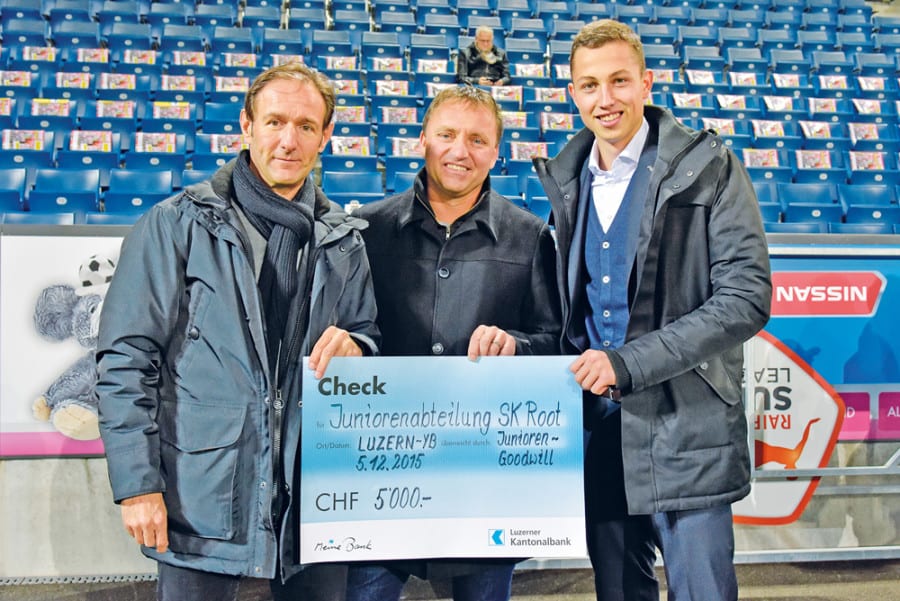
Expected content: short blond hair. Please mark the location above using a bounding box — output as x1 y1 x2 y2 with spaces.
570 19 646 72
422 86 504 146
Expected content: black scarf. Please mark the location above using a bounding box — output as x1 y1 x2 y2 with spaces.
232 151 315 380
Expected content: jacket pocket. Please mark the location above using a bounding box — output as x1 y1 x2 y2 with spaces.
159 400 246 540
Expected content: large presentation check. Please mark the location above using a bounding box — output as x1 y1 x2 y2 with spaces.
299 355 586 564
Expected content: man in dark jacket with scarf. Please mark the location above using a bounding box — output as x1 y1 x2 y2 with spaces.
97 63 379 601
533 21 771 601
345 86 560 601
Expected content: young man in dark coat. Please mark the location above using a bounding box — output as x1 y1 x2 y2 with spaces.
533 20 772 601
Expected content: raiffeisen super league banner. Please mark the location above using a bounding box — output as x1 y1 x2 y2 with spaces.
734 248 900 525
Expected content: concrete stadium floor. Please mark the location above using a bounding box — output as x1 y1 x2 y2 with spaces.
1 561 898 601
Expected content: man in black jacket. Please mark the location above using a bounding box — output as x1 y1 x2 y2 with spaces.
345 85 560 601
456 26 511 87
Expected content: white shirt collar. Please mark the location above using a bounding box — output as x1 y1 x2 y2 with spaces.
588 118 650 181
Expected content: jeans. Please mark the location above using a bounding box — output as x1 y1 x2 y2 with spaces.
346 563 514 601
651 505 738 601
157 562 347 601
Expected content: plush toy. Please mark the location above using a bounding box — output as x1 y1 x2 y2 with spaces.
31 255 116 441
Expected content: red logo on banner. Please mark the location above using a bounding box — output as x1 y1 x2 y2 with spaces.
734 332 844 525
771 271 886 316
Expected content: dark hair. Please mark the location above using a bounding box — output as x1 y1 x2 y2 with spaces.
243 62 336 126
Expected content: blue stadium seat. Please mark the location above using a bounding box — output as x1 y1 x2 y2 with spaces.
0 0 43 20
0 149 55 170
0 167 27 212
321 170 384 206
17 101 80 141
241 5 283 30
39 72 96 103
753 181 778 205
331 0 367 10
690 7 729 27
778 182 838 207
96 0 142 36
757 28 797 56
682 46 725 73
843 205 900 226
320 154 379 173
260 28 306 60
409 34 451 64
158 25 207 54
209 26 255 55
653 5 692 26
637 24 678 47
104 22 155 52
873 13 900 35
145 2 192 39
489 174 522 200
717 27 755 53
384 155 426 178
764 221 828 234
575 3 610 23
332 9 370 50
497 0 533 31
27 167 101 216
837 183 897 208
846 150 900 185
311 30 354 57
360 31 404 62
504 37 546 65
828 222 894 235
756 202 782 223
643 44 681 72
201 102 241 134
1 211 77 225
811 51 854 75
611 3 653 26
288 0 326 9
456 0 491 29
725 48 766 75
417 0 455 22
194 4 237 38
801 11 838 33
423 14 462 47
104 168 174 213
84 212 141 225
1 19 49 48
727 8 766 30
50 21 101 48
385 170 417 193
836 13 872 34
791 150 848 184
782 202 844 225
378 13 418 48
180 168 216 188
508 17 546 41
371 0 410 22
853 53 895 77
798 30 839 56
874 33 900 54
